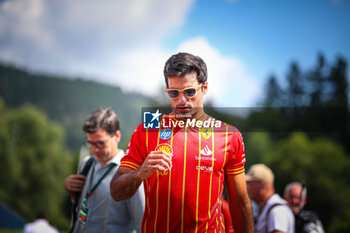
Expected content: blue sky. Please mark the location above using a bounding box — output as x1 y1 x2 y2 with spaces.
165 0 350 82
0 0 349 107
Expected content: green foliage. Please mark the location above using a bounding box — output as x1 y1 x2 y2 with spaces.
244 132 272 168
261 54 348 109
258 132 350 232
286 62 305 107
256 54 349 152
328 208 350 233
0 99 11 202
262 75 284 107
0 231 21 233
0 102 72 230
0 63 151 150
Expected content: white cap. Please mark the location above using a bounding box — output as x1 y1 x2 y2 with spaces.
246 164 274 184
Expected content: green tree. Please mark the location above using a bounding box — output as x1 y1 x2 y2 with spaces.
256 54 349 152
286 62 305 107
308 53 327 106
0 102 73 229
0 99 12 202
0 63 150 150
263 132 350 232
262 75 284 107
244 132 273 168
328 57 348 108
327 57 349 151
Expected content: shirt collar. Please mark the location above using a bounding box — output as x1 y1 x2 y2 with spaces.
109 149 125 165
93 149 125 169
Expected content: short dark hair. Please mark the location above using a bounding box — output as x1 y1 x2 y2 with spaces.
82 108 120 136
163 52 207 87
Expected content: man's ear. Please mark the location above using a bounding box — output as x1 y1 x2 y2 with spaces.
202 81 208 95
302 197 307 206
114 130 121 143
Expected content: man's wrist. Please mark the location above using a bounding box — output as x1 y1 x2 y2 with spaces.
134 167 148 181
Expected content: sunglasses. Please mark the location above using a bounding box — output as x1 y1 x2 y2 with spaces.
84 139 108 149
165 85 203 99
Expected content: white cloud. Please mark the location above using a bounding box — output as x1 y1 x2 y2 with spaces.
0 0 194 73
176 37 260 107
102 45 170 95
0 0 260 107
82 37 260 107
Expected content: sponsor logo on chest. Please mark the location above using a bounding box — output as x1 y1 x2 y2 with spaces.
195 145 216 161
196 165 213 172
159 129 173 140
155 143 173 175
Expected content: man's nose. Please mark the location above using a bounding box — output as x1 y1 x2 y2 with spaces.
91 145 100 153
178 92 187 104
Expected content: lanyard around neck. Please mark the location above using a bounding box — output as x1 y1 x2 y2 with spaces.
85 163 116 200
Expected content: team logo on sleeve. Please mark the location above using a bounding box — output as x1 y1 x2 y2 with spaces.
143 109 162 129
155 143 173 175
159 129 173 140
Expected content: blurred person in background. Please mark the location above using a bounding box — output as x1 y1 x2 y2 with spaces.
23 211 59 233
246 164 294 233
284 182 324 233
64 108 144 233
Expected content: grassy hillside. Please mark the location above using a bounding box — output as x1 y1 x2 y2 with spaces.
0 63 151 149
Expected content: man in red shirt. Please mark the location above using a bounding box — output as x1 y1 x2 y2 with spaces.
110 52 253 233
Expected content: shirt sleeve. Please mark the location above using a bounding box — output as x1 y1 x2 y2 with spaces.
120 123 148 170
224 128 246 175
268 205 295 233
